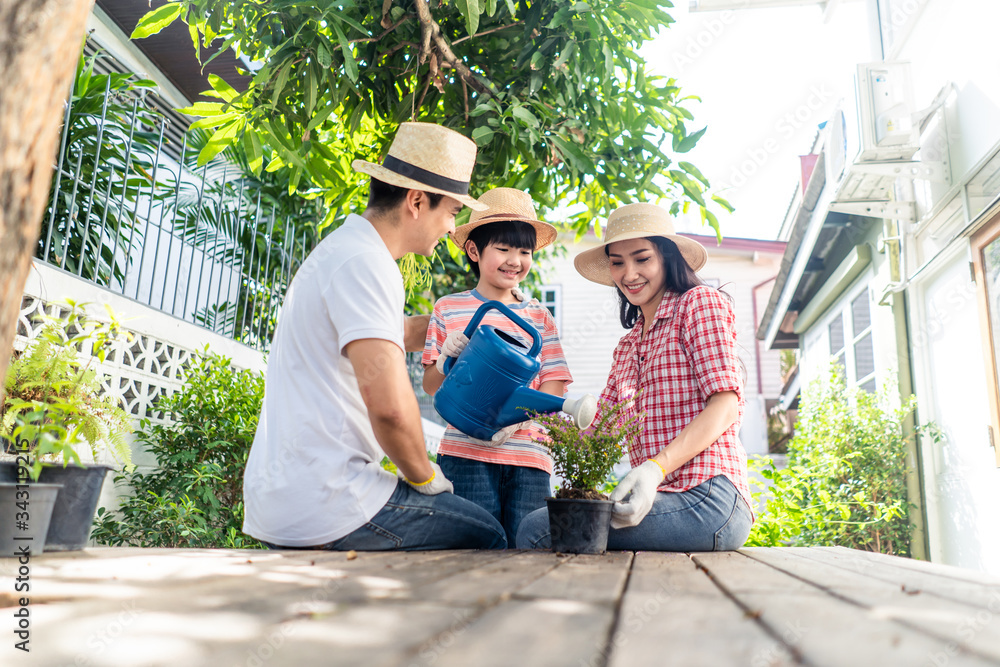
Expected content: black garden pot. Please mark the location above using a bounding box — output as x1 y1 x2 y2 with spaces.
0 462 111 551
546 497 614 554
0 482 62 556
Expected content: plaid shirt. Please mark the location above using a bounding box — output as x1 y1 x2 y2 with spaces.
599 286 752 514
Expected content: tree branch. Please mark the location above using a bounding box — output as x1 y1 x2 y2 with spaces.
451 21 523 45
351 14 412 44
414 0 494 98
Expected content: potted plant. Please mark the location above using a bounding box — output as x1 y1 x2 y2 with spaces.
533 401 641 554
1 300 133 552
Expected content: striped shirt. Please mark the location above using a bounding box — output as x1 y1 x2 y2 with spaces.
423 289 573 473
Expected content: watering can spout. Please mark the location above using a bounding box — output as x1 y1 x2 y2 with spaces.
499 388 598 430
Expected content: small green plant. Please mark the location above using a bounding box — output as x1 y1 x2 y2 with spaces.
92 350 264 549
2 300 133 480
746 363 941 556
533 401 641 500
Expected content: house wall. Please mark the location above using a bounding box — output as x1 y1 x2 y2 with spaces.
907 246 1000 573
545 235 784 457
879 0 1000 572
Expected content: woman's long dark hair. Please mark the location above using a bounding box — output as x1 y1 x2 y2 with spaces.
606 237 703 329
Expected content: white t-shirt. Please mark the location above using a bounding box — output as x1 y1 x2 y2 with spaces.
243 214 402 546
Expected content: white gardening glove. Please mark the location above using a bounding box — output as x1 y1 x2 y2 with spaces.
608 460 665 529
468 421 528 447
400 461 454 496
490 421 529 446
435 331 469 373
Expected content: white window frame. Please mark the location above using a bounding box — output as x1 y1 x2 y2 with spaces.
537 284 562 332
805 276 877 393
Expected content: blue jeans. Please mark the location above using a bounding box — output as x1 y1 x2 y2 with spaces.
438 454 551 546
515 475 753 552
263 480 507 551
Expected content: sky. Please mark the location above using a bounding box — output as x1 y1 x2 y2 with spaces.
640 1 873 241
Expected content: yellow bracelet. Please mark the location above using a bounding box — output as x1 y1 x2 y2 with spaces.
647 458 667 478
409 470 436 486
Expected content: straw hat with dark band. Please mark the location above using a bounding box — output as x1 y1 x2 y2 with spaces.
352 122 487 211
574 203 708 286
450 187 558 251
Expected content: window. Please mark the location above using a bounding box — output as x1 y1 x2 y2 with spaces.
538 284 562 331
822 287 876 393
970 213 1000 466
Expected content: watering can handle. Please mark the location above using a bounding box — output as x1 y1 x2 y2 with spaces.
442 300 543 375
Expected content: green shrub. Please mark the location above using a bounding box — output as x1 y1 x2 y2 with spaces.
747 364 939 556
533 400 641 499
2 300 133 479
92 350 265 549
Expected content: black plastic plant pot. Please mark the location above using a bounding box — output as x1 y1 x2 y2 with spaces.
546 497 614 554
0 482 62 556
0 462 111 551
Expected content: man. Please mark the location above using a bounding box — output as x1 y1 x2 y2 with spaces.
243 122 507 550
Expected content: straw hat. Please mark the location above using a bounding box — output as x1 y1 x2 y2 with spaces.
450 188 558 251
573 203 708 286
352 122 487 211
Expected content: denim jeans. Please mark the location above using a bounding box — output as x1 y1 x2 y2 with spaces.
438 454 551 546
515 474 753 552
263 479 507 551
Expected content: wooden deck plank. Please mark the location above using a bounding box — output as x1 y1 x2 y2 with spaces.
777 547 1000 607
695 551 1000 667
412 551 567 605
515 551 633 605
408 597 616 667
742 548 1000 663
820 547 1000 586
8 546 1000 666
606 552 798 666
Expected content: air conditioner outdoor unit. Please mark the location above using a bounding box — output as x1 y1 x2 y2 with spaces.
856 62 917 161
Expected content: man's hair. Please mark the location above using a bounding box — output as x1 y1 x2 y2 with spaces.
465 220 537 278
367 177 445 212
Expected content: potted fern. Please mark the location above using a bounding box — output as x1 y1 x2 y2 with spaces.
533 401 641 554
1 301 133 551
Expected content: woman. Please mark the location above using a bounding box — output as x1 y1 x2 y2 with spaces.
516 203 753 551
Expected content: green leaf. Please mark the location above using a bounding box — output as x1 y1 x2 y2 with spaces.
131 3 182 40
457 0 482 37
551 135 593 172
197 119 242 166
317 40 332 69
512 106 539 128
188 112 240 130
175 101 227 117
674 126 707 153
207 74 239 103
472 126 494 146
243 130 263 176
332 23 359 83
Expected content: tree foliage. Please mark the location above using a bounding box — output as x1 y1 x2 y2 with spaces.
134 0 730 255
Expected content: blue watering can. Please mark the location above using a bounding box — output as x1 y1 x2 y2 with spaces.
434 300 597 440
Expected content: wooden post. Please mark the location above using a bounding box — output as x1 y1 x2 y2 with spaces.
0 0 94 402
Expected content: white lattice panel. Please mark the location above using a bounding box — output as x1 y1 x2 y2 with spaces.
14 295 192 425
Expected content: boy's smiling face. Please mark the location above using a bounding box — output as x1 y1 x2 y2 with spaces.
466 240 533 297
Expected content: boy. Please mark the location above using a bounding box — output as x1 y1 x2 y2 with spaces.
422 188 572 544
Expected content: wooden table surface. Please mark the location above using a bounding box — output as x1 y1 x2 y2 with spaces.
3 546 1000 666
